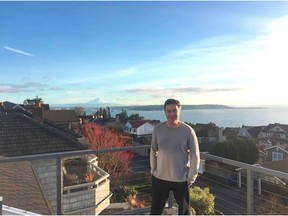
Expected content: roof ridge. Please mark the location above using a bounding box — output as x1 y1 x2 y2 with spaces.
17 112 85 149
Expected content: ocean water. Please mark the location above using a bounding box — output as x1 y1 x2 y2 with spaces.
126 108 288 128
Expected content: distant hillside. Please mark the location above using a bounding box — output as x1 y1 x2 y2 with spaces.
118 104 237 111
51 103 263 112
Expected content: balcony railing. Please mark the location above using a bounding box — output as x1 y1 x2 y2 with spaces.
61 155 111 215
1 145 288 215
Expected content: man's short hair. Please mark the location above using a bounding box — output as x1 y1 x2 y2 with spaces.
163 98 181 110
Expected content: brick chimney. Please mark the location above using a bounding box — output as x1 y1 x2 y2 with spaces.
0 102 5 110
32 102 43 121
35 100 41 108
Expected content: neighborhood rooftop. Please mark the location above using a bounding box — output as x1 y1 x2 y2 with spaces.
1 100 288 215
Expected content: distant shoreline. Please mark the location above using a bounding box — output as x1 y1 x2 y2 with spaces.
51 104 264 111
123 104 264 111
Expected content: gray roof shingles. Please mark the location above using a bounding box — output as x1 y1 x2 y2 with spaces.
42 109 79 123
0 110 86 157
262 159 288 173
0 109 87 214
0 161 53 215
261 123 288 133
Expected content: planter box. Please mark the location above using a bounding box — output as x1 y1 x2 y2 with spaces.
62 156 111 215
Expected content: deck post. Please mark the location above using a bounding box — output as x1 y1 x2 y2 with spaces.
246 169 254 214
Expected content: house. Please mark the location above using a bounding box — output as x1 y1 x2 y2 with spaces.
0 107 111 215
192 123 225 152
0 109 85 157
124 120 159 136
223 127 240 139
42 109 80 131
238 125 265 140
194 123 225 144
16 100 80 131
2 101 26 111
79 114 95 124
258 123 288 146
264 144 288 162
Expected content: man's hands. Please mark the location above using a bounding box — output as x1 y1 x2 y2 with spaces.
187 181 193 187
187 174 197 187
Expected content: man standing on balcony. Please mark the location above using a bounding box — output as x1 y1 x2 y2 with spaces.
150 98 200 215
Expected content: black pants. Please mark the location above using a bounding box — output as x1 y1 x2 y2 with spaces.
150 176 191 215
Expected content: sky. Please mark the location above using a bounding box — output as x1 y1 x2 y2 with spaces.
1 1 288 107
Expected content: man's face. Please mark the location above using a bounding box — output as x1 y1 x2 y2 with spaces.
164 104 181 124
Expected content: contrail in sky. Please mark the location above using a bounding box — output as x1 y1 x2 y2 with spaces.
2 45 35 57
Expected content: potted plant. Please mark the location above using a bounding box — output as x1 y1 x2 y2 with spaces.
84 170 96 183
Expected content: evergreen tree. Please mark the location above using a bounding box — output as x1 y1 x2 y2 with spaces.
128 113 144 120
74 106 85 116
211 137 259 164
116 109 128 121
106 107 111 118
103 108 108 119
94 107 111 119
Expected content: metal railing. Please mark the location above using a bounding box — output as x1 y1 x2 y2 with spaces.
1 145 288 215
201 153 288 214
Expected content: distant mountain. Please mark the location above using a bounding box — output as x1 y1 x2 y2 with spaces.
51 98 120 108
84 98 119 107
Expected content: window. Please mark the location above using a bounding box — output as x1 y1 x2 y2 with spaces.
272 152 283 161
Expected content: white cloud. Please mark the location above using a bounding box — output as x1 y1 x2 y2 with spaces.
0 82 46 93
108 15 288 106
2 46 35 57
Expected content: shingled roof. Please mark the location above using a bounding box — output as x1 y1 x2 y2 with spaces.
262 159 288 173
127 120 159 128
2 101 26 110
42 110 79 124
261 123 288 133
0 161 53 215
247 126 265 138
240 125 265 138
0 110 86 157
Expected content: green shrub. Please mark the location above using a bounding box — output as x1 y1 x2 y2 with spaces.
189 186 215 215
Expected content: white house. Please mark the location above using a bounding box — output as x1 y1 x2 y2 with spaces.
238 125 264 139
124 120 159 136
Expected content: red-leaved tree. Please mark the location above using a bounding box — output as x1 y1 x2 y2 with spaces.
81 123 133 180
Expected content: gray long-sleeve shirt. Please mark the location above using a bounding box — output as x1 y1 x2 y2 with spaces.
150 122 200 183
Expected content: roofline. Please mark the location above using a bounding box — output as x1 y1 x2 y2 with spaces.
264 145 288 154
17 111 86 150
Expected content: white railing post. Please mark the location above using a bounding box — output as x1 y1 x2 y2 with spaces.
246 169 254 215
238 172 242 188
258 178 261 196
